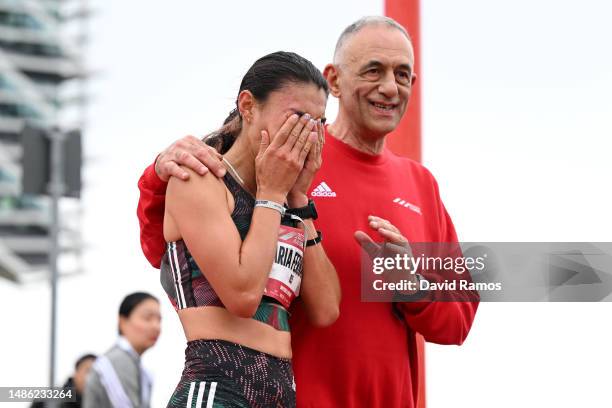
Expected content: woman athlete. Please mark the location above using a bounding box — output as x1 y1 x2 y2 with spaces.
161 51 341 407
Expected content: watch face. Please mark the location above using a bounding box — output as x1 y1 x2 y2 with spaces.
287 200 317 219
309 202 318 219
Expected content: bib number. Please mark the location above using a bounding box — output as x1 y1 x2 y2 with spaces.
263 225 305 308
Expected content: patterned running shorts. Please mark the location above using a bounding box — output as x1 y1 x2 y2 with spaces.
166 339 295 408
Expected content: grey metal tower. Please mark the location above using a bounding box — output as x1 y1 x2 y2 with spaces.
0 0 87 283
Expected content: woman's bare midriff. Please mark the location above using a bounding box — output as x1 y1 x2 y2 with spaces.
177 306 292 359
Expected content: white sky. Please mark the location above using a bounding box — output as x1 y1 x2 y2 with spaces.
1 1 611 407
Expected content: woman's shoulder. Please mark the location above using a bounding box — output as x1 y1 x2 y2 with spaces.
167 167 227 200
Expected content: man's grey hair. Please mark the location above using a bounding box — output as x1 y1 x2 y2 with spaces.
333 16 412 63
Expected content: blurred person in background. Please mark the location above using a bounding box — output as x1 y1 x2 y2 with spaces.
83 292 161 408
30 353 96 408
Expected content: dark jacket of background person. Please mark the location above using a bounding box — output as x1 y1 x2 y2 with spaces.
30 353 96 408
30 377 80 408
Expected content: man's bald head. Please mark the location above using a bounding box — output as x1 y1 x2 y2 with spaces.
333 16 412 65
323 16 416 142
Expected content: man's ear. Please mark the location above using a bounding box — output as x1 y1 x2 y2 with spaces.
323 64 341 98
237 90 255 121
411 73 417 87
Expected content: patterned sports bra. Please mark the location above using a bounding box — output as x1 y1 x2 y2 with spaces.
160 173 292 331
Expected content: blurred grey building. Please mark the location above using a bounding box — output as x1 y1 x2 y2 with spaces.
0 0 87 283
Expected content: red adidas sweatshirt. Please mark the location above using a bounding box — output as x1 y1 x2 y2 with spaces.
136 128 478 407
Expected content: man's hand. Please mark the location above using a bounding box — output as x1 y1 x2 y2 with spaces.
354 215 410 255
355 216 418 294
155 135 226 182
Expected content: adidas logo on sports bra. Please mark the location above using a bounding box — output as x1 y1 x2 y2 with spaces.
311 181 337 197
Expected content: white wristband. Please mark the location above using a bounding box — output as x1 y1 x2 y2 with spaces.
255 200 286 216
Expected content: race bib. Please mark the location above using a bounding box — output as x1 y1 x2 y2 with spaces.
263 224 305 308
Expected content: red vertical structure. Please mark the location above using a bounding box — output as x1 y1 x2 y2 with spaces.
385 0 422 162
384 1 426 407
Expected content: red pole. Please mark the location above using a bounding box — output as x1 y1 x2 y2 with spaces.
384 2 426 408
385 0 422 163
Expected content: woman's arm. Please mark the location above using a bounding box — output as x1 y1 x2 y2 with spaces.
287 122 341 327
297 217 341 327
166 114 317 318
166 169 282 318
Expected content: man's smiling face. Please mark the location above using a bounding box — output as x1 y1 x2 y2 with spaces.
335 25 416 138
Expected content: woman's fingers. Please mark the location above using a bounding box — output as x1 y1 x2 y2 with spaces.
316 121 323 160
284 113 311 151
298 131 318 165
268 114 301 149
290 115 316 154
258 130 270 157
318 119 325 145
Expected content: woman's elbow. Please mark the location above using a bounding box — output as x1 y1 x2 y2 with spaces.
225 292 261 318
309 304 340 328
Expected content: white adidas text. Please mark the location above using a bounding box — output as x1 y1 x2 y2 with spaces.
311 181 337 197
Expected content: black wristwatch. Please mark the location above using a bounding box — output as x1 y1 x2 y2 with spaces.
287 199 318 220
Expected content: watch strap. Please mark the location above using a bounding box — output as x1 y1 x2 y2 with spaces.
287 199 318 220
306 230 322 247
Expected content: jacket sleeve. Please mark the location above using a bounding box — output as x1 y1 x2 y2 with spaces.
137 161 168 268
395 173 479 345
82 369 106 408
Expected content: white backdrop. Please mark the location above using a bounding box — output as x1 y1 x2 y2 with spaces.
1 1 611 407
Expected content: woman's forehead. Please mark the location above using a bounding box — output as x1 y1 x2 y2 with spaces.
267 84 327 117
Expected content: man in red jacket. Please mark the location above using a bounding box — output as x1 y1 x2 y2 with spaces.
137 16 478 408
